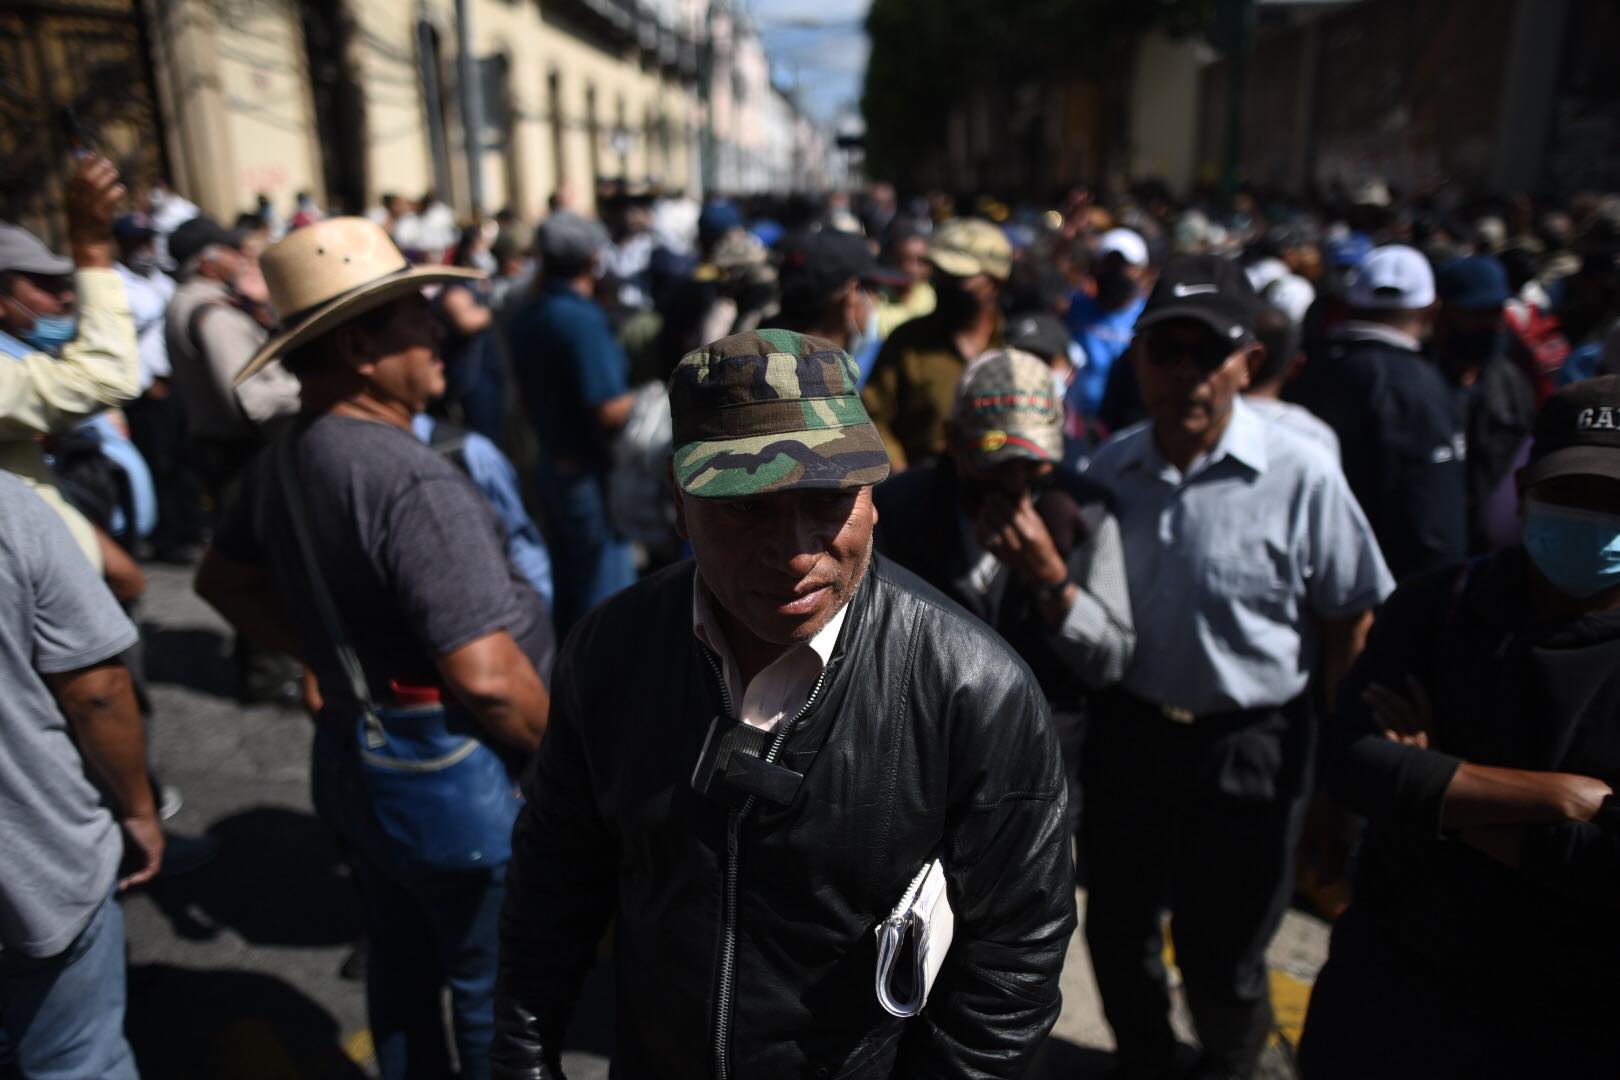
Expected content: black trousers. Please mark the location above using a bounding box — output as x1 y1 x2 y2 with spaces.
1299 903 1620 1079
124 389 204 550
1082 694 1313 1079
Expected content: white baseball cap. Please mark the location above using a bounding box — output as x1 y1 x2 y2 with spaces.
1347 244 1435 310
1096 227 1149 268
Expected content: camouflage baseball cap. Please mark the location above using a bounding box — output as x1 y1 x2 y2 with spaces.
950 348 1064 466
669 329 892 498
929 218 1013 281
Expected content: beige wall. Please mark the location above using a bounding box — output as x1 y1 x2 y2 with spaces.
512 10 698 215
151 0 700 226
216 0 326 214
366 0 699 219
147 0 324 222
348 0 445 213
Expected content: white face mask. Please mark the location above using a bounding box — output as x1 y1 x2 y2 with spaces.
1051 364 1073 404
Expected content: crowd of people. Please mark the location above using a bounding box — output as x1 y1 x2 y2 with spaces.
5 146 1620 1080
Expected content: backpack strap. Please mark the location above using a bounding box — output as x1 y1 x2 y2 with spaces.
274 428 385 748
425 416 472 476
187 300 228 351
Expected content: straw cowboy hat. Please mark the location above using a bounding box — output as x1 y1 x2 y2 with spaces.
233 216 482 385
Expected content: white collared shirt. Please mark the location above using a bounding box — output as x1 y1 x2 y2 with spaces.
692 576 848 733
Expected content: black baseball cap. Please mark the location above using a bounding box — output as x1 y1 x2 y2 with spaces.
778 230 906 310
1522 375 1620 487
169 215 243 268
112 213 157 243
1004 311 1072 362
1136 254 1262 345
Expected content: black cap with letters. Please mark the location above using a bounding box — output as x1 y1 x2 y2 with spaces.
1523 375 1620 487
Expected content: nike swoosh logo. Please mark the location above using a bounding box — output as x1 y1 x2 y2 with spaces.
1172 283 1219 297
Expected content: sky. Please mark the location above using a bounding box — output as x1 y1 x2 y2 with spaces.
749 0 871 125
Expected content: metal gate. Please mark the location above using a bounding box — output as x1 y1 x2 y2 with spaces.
0 0 166 247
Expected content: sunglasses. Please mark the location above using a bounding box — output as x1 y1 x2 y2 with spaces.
1141 332 1238 374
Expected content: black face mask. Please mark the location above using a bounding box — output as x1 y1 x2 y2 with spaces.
1095 266 1137 309
1437 326 1504 368
935 280 979 325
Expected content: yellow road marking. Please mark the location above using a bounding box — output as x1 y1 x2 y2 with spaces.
1164 931 1316 1048
1269 968 1313 1049
212 1020 300 1079
344 1028 375 1067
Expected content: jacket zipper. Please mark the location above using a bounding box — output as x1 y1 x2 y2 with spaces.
704 643 832 1080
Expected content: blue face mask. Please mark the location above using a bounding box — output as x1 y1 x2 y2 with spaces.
1523 498 1620 598
21 313 78 352
847 291 882 374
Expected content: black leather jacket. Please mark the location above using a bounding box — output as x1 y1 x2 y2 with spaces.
492 556 1076 1079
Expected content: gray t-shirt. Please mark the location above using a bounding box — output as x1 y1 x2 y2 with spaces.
0 472 138 957
214 414 555 716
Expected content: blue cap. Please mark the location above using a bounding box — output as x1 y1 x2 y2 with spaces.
749 219 785 249
1327 232 1373 269
1436 256 1510 310
112 213 157 243
698 200 743 246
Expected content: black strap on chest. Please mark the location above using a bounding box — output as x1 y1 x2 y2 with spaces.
425 416 472 476
691 714 806 810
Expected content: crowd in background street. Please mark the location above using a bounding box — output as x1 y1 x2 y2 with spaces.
7 138 1620 1080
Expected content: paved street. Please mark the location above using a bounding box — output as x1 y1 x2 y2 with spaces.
123 562 1328 1079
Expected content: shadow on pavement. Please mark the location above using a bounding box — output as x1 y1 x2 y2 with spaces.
127 963 369 1080
143 806 361 948
142 624 238 700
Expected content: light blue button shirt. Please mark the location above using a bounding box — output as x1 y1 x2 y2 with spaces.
1085 396 1393 714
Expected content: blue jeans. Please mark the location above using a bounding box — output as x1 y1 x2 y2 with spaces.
313 726 505 1080
0 891 138 1079
538 465 636 635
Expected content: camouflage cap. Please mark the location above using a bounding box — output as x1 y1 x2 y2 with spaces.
669 329 892 498
950 348 1064 467
928 218 1014 281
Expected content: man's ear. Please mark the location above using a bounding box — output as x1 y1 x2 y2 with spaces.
1284 351 1307 385
668 457 690 541
1234 343 1259 392
333 323 370 375
1246 341 1267 383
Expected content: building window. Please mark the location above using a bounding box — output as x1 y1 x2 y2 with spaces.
585 84 600 187
615 95 630 179
416 19 453 202
548 68 565 199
